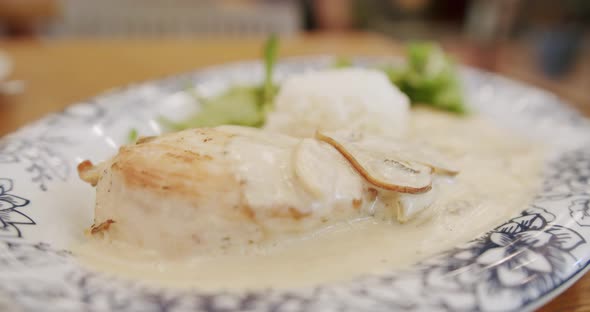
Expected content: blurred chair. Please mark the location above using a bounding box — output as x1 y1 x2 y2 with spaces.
0 0 303 38
43 0 301 37
0 0 58 36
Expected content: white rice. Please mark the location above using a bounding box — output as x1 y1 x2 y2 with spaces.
265 68 410 138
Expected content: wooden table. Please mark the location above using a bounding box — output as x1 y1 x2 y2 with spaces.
0 32 588 311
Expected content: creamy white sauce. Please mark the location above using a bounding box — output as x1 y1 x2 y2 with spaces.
74 109 544 291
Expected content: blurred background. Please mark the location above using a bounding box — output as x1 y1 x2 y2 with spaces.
0 0 588 113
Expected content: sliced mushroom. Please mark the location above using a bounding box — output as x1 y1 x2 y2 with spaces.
318 130 459 176
353 136 460 176
293 138 363 200
315 131 433 194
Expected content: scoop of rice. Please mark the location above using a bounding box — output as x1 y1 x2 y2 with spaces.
265 68 410 137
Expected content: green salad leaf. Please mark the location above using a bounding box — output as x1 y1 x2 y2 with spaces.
160 35 279 130
159 87 266 130
128 128 138 143
332 57 352 68
383 42 466 114
263 34 279 111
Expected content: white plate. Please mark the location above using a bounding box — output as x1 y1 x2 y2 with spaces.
1 57 590 312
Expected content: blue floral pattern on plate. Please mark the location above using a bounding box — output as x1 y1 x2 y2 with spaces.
0 178 33 238
0 138 69 191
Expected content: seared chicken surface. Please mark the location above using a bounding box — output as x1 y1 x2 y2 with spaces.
79 126 456 256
